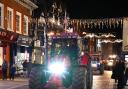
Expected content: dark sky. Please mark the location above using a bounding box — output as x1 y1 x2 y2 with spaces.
33 0 128 19
63 0 128 19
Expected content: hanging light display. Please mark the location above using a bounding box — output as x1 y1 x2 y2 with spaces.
101 33 115 38
67 18 123 32
101 39 123 43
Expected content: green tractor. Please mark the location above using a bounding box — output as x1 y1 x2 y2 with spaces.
29 34 93 89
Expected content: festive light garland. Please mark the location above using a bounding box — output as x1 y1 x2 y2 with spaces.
30 1 127 44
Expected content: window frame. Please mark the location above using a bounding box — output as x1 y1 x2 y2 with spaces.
23 15 28 35
7 7 13 31
16 11 21 33
0 3 4 29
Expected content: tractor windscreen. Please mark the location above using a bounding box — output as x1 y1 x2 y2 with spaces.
50 38 79 65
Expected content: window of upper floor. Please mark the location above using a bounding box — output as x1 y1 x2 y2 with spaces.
16 11 21 34
23 15 28 35
0 3 4 29
7 7 13 31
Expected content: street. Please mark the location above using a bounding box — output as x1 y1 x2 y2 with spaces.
0 78 28 89
93 70 116 89
0 71 128 89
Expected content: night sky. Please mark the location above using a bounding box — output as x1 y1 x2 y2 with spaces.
33 0 128 19
32 0 125 38
63 0 128 19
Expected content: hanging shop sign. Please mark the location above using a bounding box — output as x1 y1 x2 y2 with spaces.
0 29 18 42
17 35 32 46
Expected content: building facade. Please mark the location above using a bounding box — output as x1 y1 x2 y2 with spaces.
0 0 37 77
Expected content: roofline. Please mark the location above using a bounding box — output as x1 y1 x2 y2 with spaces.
14 0 38 10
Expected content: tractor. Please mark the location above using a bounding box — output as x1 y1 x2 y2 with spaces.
29 33 93 89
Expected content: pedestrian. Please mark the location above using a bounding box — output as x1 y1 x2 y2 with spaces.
10 64 16 80
2 60 8 80
111 60 119 83
124 61 128 85
27 61 32 77
116 60 125 89
22 60 28 78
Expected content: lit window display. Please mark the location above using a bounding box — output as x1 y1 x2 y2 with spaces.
0 47 3 66
15 50 29 74
125 55 128 62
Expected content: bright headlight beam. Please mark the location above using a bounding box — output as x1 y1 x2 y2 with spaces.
48 62 66 75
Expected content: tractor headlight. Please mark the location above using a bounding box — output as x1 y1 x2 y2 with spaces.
48 62 66 75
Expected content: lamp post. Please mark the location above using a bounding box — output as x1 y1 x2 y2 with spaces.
38 13 48 65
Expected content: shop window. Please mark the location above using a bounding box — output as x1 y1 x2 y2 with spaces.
23 15 28 35
0 47 3 66
20 46 25 53
0 3 4 28
7 7 13 31
16 11 21 33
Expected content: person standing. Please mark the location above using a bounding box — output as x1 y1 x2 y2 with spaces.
22 60 28 77
10 64 16 80
116 60 125 89
2 60 8 80
124 62 128 85
111 60 119 83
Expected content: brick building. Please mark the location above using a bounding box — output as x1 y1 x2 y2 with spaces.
0 0 37 77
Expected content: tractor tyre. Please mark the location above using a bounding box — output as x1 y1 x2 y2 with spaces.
62 71 72 89
86 65 93 89
29 64 46 89
72 67 87 89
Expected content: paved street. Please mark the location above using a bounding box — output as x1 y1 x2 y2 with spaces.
93 70 116 89
93 70 128 89
0 78 28 89
0 71 128 89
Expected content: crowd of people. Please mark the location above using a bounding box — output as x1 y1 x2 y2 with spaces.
111 59 128 89
1 59 29 80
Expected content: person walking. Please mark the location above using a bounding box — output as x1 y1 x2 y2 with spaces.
111 60 119 83
124 62 128 85
10 64 16 80
22 60 28 78
2 60 8 80
116 60 125 89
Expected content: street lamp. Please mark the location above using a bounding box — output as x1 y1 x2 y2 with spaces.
38 13 48 65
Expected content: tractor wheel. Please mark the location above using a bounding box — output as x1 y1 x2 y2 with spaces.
72 67 87 89
86 65 93 89
29 64 46 89
62 70 72 89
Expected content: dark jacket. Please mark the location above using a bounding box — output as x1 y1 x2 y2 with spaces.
10 65 16 74
22 61 28 71
2 61 8 71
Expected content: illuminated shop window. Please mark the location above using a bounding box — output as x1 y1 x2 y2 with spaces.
16 11 21 33
0 47 3 66
7 7 13 31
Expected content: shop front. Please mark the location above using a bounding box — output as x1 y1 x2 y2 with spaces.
0 29 17 78
16 35 32 74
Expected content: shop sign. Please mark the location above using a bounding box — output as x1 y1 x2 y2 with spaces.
0 30 17 42
17 35 32 46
